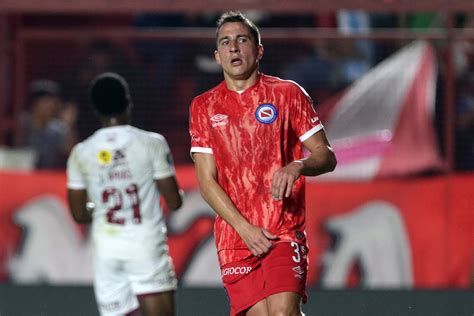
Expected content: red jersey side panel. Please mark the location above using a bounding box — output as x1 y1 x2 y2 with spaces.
189 74 323 266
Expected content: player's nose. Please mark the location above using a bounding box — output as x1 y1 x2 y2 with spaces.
229 40 239 52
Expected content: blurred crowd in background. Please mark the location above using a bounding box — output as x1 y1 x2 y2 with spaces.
10 10 474 170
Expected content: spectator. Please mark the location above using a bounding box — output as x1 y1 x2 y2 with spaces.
455 69 474 170
335 10 373 87
19 80 78 169
281 40 336 102
63 40 152 140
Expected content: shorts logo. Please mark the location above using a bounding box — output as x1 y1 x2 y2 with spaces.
292 266 305 279
255 104 278 124
210 114 228 127
221 266 252 276
292 266 305 275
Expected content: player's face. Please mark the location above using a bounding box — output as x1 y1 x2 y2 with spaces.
215 22 263 81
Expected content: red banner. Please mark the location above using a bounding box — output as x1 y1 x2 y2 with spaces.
1 168 472 288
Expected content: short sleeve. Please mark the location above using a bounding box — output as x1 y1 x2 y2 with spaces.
66 144 86 190
189 97 213 156
151 135 176 180
290 83 324 142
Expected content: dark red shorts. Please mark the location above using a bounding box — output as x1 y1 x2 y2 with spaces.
221 241 308 316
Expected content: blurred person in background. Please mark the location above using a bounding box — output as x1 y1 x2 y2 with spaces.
280 40 337 102
63 40 154 141
67 72 182 316
189 11 336 316
453 14 474 171
455 68 474 170
19 79 78 169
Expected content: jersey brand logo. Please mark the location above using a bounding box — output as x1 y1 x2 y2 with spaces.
292 266 305 275
311 117 320 124
255 104 278 124
210 114 228 122
210 114 228 127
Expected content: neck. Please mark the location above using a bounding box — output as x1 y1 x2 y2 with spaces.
224 71 260 92
101 114 128 128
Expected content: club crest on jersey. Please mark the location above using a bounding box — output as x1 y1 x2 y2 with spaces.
97 149 113 165
255 104 278 124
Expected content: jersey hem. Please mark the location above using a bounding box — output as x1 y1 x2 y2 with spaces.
153 170 175 180
67 183 86 190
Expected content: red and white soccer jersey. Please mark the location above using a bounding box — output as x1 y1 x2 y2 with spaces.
189 74 323 267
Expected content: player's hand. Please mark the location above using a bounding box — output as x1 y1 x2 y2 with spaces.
271 160 304 200
237 223 278 257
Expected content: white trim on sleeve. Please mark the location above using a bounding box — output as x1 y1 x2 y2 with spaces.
67 182 86 190
154 170 175 180
190 147 213 154
299 124 323 142
190 147 213 162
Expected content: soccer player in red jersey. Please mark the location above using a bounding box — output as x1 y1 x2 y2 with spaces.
189 11 337 316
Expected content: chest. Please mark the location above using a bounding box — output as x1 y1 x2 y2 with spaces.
208 95 289 143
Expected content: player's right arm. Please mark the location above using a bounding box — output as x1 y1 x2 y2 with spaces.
193 152 277 256
68 189 92 223
66 144 92 223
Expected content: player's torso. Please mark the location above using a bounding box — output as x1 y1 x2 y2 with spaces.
202 76 306 247
79 126 166 258
207 77 299 182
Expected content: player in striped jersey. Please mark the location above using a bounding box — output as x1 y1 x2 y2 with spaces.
67 72 182 316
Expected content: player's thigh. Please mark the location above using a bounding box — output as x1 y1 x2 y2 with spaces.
245 299 269 316
266 291 302 316
137 290 175 316
221 259 265 315
94 256 139 316
262 242 308 302
245 292 301 316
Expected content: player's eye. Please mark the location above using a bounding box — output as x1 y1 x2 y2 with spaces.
238 37 248 43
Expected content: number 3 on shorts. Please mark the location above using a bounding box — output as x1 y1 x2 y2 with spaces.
290 241 301 263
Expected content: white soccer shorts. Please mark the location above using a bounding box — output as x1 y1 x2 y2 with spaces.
93 254 178 316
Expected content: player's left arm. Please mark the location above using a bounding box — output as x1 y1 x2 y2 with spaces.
67 188 93 223
271 130 336 200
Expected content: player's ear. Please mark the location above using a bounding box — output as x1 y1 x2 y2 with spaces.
257 44 264 61
214 50 222 65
